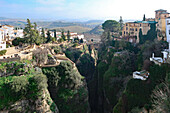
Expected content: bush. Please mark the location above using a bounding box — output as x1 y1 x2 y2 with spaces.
33 49 48 66
0 50 7 56
53 46 62 54
9 76 29 95
73 43 79 47
12 37 25 46
48 54 52 58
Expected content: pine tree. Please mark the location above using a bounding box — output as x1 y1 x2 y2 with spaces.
46 30 52 43
139 28 143 44
34 22 37 30
54 29 57 39
41 28 46 43
147 23 157 41
119 16 124 30
41 28 45 38
143 14 146 21
80 38 83 43
24 19 38 45
61 31 66 41
67 30 71 41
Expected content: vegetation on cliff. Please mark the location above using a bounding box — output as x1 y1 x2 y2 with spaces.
42 61 90 113
88 19 170 113
0 61 58 112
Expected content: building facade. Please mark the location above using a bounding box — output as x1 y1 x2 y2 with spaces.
155 9 170 40
0 29 6 51
166 18 170 49
122 21 156 43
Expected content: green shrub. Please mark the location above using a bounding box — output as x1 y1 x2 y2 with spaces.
12 37 25 46
28 73 48 99
9 76 29 95
48 54 52 58
0 50 7 56
73 43 79 47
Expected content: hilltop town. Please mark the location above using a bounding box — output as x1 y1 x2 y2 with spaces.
0 9 170 113
1 9 170 63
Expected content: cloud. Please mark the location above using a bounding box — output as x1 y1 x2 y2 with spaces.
36 0 65 5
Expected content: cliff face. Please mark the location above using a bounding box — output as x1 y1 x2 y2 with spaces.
0 61 58 113
64 44 98 113
42 61 90 113
0 51 91 113
1 89 58 113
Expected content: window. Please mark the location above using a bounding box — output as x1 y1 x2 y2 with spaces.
169 30 170 35
165 15 166 18
124 31 125 34
140 24 141 27
126 24 128 26
126 27 128 30
136 28 137 31
130 28 134 31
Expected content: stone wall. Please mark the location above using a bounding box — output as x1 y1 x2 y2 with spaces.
0 57 20 63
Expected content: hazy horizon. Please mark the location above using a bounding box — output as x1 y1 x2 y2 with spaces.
1 0 170 21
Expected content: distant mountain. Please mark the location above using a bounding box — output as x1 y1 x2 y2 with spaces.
0 17 104 33
84 20 104 24
88 25 104 35
0 17 9 20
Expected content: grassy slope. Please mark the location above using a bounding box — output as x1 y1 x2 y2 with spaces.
51 26 92 34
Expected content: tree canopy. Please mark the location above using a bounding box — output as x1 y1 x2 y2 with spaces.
24 19 44 45
102 20 120 32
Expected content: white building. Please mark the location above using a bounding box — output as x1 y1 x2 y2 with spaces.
166 18 170 49
14 29 24 38
50 31 55 37
0 29 6 51
77 34 84 40
133 70 149 80
150 53 164 65
2 25 14 40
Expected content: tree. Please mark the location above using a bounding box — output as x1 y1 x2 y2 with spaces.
61 31 66 41
119 16 124 30
102 20 120 32
139 28 144 44
41 28 45 38
33 49 48 66
46 30 52 43
41 28 46 43
74 37 79 43
34 22 37 30
67 30 71 41
58 38 64 43
147 23 157 41
80 38 84 43
151 82 170 113
143 14 146 21
107 31 111 41
54 29 57 40
9 76 29 95
24 19 43 45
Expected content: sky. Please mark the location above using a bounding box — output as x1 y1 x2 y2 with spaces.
0 0 170 21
